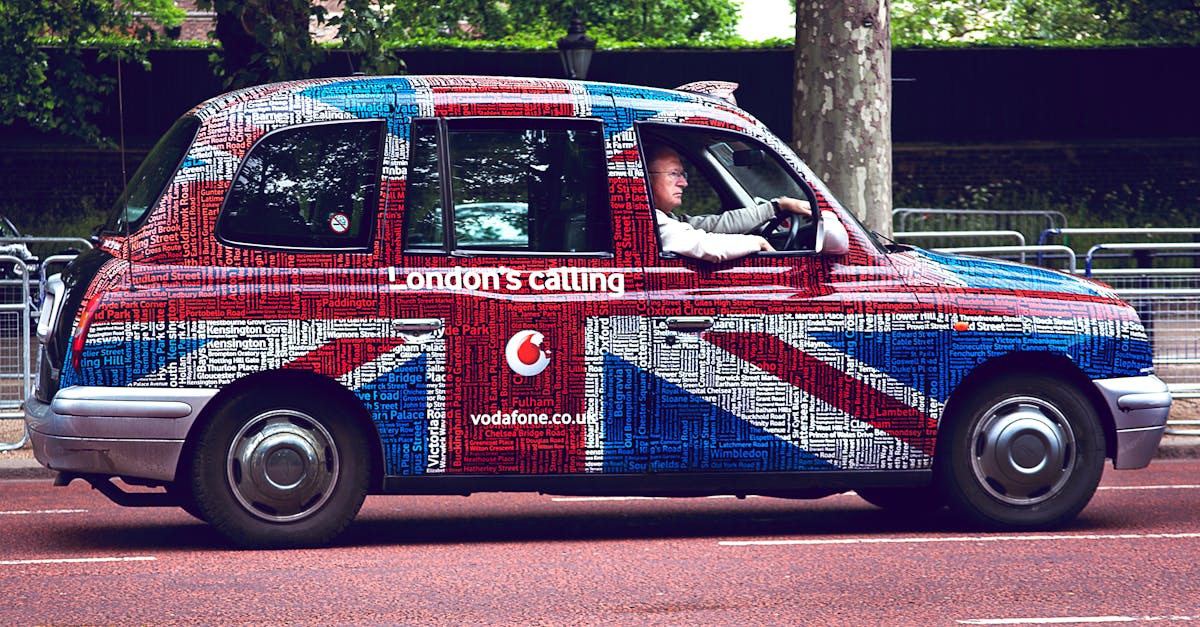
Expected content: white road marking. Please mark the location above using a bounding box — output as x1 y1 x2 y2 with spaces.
551 494 762 502
1097 484 1200 491
0 509 87 516
0 556 156 566
551 496 663 502
958 615 1200 624
720 532 1200 547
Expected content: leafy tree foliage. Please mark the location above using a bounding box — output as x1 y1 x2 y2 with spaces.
0 0 182 144
380 0 741 43
1089 0 1200 42
198 0 402 88
892 0 1200 44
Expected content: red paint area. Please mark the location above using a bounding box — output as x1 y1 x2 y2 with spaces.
284 337 409 380
705 331 937 455
516 334 542 366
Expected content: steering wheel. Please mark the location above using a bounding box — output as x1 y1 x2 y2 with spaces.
753 209 805 251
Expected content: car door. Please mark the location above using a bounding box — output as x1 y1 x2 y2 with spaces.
605 125 934 475
397 116 645 476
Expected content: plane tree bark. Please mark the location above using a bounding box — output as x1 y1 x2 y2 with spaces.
793 0 892 236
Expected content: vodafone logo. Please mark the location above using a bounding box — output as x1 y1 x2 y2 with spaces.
505 330 551 376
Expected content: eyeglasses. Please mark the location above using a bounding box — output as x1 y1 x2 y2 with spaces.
649 170 688 181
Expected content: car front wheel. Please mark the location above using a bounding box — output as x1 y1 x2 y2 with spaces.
937 374 1105 530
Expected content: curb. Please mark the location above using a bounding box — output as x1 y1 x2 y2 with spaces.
3 436 1199 481
0 458 55 480
1152 435 1200 460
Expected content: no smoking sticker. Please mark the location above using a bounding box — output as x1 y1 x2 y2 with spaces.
329 213 350 234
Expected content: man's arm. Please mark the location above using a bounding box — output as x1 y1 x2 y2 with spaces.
683 201 774 234
658 210 770 263
683 197 812 234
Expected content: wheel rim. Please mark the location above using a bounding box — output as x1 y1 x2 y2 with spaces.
226 409 339 522
969 396 1076 506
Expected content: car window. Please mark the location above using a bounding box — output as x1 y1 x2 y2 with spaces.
104 116 200 235
707 140 809 204
218 120 384 250
640 125 818 253
405 119 611 255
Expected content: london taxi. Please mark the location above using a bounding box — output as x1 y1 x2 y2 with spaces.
26 75 1172 547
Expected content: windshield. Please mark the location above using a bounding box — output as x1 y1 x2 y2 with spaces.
102 116 200 235
708 140 809 203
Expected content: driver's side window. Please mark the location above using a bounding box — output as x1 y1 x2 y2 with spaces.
639 125 817 254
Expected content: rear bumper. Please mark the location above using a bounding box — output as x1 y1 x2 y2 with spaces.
1093 375 1172 470
24 386 217 483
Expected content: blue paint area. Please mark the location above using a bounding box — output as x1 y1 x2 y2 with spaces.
808 329 1152 404
586 83 682 140
298 78 415 139
601 353 835 473
63 338 210 387
913 248 1110 296
357 353 430 475
593 103 661 141
588 83 693 104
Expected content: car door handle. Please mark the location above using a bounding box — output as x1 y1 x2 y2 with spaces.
665 316 715 332
394 318 443 334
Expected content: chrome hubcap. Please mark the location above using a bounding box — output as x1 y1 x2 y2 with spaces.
970 396 1075 505
226 410 338 522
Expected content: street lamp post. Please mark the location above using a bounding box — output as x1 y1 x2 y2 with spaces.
556 13 596 80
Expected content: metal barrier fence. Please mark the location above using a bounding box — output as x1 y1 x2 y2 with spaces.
0 238 89 451
1118 288 1200 435
899 212 1200 436
894 230 1026 250
894 208 1069 246
931 244 1077 270
0 254 32 450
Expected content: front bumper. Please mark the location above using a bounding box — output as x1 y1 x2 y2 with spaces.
1093 375 1172 470
25 386 218 483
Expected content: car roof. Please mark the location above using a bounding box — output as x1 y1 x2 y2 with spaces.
189 75 761 132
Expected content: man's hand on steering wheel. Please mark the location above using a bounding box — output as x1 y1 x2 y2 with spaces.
754 196 814 250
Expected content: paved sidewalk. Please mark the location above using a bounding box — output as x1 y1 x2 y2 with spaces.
3 435 1199 481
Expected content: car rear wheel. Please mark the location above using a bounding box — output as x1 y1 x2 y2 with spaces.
937 374 1105 530
189 391 369 548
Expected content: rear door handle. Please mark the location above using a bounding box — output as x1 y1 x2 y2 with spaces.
394 318 443 334
665 316 715 332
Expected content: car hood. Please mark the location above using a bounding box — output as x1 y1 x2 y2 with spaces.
890 247 1120 300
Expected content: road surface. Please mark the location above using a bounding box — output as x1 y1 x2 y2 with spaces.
2 460 1198 624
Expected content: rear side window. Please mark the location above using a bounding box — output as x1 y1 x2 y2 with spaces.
104 116 200 235
219 120 384 250
405 118 610 255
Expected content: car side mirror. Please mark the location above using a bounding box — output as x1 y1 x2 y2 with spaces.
815 210 850 256
732 149 765 167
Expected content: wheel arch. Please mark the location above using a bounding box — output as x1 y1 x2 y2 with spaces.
175 370 386 492
940 351 1117 461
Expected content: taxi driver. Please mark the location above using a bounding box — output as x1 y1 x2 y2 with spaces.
648 144 811 263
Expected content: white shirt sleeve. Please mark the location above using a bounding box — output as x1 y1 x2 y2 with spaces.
682 202 774 234
656 203 775 263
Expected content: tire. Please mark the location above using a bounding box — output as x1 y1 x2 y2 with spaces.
936 374 1105 530
166 482 207 522
855 486 944 513
189 391 369 548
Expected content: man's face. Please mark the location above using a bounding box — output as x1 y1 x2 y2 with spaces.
648 150 688 212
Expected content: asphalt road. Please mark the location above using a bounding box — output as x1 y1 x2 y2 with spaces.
2 461 1198 625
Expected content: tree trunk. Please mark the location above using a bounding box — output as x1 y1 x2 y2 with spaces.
793 1 892 237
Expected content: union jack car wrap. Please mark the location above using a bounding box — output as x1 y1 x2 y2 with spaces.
26 76 1171 547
